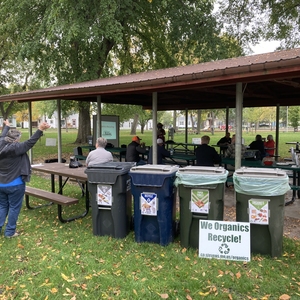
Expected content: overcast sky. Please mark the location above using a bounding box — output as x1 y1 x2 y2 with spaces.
251 40 281 55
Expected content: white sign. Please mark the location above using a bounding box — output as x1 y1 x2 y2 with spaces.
140 192 158 216
45 138 56 146
192 138 201 144
191 189 210 214
102 121 117 139
97 184 112 206
199 220 251 262
248 199 269 225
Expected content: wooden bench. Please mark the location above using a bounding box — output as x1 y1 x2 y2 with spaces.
25 186 80 223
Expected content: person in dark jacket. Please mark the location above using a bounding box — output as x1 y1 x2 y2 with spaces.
0 120 50 238
125 136 146 165
148 138 171 164
217 132 231 156
249 134 266 159
195 135 221 166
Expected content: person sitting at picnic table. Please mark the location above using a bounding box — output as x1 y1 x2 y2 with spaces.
217 132 231 155
249 134 266 159
157 123 166 144
264 134 275 156
217 132 231 146
195 135 221 166
148 138 171 164
125 136 147 165
85 137 113 166
224 134 247 158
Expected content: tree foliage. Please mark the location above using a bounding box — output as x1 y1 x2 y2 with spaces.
217 0 300 49
0 0 244 142
289 106 300 129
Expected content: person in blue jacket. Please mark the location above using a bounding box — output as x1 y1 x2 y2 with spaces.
0 119 50 238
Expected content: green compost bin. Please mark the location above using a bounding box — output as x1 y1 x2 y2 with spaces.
233 167 291 257
85 162 135 239
175 166 228 249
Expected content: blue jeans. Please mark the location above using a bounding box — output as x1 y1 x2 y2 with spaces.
0 184 25 237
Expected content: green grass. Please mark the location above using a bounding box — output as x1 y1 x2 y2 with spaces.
1 128 300 299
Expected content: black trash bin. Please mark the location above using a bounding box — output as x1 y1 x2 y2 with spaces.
129 165 179 246
234 167 290 257
87 135 93 146
85 162 135 238
175 166 228 249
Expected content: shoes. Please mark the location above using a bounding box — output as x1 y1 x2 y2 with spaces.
5 232 20 238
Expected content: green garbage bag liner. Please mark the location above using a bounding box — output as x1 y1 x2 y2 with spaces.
175 169 228 187
233 173 290 196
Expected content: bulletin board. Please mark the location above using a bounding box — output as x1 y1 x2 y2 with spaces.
92 115 120 147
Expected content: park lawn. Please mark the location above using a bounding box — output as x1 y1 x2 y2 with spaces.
0 128 300 299
20 127 300 163
0 172 300 299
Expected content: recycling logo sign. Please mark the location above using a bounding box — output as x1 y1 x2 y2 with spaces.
140 192 158 216
199 220 251 262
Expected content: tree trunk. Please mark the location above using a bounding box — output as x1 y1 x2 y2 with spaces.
210 111 215 135
190 113 195 131
173 110 177 129
75 102 91 143
197 109 201 134
130 114 139 135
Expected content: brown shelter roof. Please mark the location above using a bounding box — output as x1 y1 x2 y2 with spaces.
1 48 300 110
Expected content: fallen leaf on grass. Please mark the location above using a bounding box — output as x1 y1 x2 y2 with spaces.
235 271 241 279
50 287 58 294
279 294 291 300
160 294 168 299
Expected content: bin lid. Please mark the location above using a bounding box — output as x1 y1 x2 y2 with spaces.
234 167 287 178
85 162 135 175
174 166 228 186
129 164 179 174
176 165 227 175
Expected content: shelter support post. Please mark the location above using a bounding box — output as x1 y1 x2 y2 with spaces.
57 99 62 163
226 106 229 133
152 92 158 164
28 101 33 163
185 108 188 144
97 95 101 144
235 82 243 169
275 104 280 160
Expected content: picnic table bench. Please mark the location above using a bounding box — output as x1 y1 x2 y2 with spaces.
25 186 80 223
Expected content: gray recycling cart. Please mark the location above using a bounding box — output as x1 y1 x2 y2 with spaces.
175 166 228 249
85 162 135 238
234 167 290 257
129 165 179 246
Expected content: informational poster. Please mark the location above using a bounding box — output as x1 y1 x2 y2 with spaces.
248 199 269 225
45 138 56 146
140 192 158 216
199 220 251 262
97 184 112 206
190 189 210 214
101 121 117 139
192 138 201 144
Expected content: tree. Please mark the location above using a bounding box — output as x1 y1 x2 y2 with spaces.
0 0 243 143
289 106 300 132
217 0 300 49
